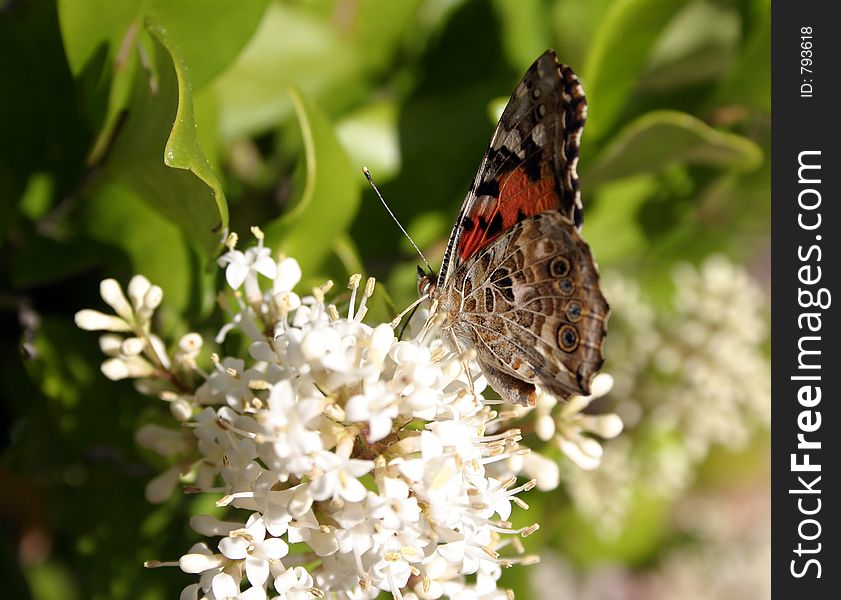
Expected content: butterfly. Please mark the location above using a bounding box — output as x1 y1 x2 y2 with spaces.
418 49 609 407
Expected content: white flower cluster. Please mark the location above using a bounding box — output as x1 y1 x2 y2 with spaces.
658 255 770 459
559 255 769 536
76 229 622 600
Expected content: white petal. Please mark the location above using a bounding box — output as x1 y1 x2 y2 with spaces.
300 330 327 362
225 261 250 289
254 254 278 279
368 323 395 366
256 537 289 560
211 572 239 598
343 395 370 421
557 438 601 470
75 309 131 332
346 459 375 477
120 337 146 356
135 424 188 455
179 552 223 573
589 372 614 398
382 477 409 499
143 285 164 312
392 457 424 483
178 332 204 355
275 258 302 291
578 436 604 459
245 556 270 587
145 335 170 369
580 413 624 439
127 275 152 310
535 414 555 441
523 453 560 491
219 535 249 560
100 358 130 380
170 398 193 422
305 528 340 556
100 278 133 320
421 430 443 458
436 541 465 562
406 388 437 412
98 334 123 356
239 585 268 600
189 515 242 536
101 356 155 380
367 414 393 442
248 341 274 362
179 583 200 600
145 465 180 504
339 476 368 503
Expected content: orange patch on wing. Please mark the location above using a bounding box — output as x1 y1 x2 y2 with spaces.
458 164 561 261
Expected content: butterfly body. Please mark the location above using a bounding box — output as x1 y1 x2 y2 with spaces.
421 49 608 407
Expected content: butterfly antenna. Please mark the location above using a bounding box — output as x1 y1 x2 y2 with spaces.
363 167 433 274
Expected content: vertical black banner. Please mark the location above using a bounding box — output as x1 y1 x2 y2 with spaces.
772 1 840 596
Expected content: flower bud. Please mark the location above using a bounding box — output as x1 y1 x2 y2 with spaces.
100 278 134 321
75 309 131 332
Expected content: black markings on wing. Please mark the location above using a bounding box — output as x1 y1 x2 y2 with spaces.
475 178 500 198
441 51 586 288
469 51 587 226
486 213 504 237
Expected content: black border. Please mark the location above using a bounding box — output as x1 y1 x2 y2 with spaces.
772 2 840 595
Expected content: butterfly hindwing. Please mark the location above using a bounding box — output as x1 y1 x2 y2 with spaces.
449 212 608 405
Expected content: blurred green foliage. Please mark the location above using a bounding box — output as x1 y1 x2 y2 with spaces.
1 0 768 598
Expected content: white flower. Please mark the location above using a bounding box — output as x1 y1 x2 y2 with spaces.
309 450 374 503
218 514 288 587
218 234 277 293
274 566 315 599
79 236 623 600
551 373 623 470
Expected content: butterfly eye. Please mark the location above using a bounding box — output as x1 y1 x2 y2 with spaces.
417 270 438 297
557 324 580 352
549 256 571 277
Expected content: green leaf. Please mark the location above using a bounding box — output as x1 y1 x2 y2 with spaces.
264 88 361 276
715 5 771 112
492 0 552 69
586 110 763 183
58 0 267 163
641 2 741 90
9 234 105 290
210 2 367 140
583 0 689 141
343 0 424 73
58 0 268 89
336 99 401 180
58 0 138 78
104 22 228 260
583 175 655 264
81 182 198 314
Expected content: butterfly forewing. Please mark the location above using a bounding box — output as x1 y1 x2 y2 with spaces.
439 49 587 289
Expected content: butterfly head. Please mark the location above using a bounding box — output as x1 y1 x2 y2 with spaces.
417 266 438 299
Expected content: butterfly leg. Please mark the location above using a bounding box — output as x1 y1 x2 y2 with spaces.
479 360 537 407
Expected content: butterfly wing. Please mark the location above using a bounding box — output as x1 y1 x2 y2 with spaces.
450 211 608 405
438 49 587 288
